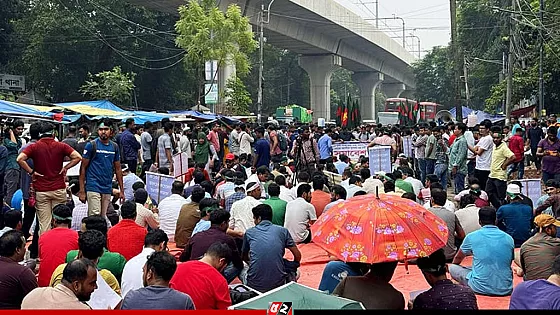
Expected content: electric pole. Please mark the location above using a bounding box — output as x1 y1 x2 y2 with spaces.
450 0 462 121
539 0 544 117
257 4 264 124
505 0 515 123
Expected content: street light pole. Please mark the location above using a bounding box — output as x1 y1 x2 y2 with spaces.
257 5 264 124
539 0 544 116
373 16 405 47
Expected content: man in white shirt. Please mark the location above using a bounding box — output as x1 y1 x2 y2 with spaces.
454 194 482 235
284 183 317 243
468 120 493 190
401 167 423 197
238 124 254 160
334 155 350 175
360 168 384 195
274 175 292 201
157 181 187 242
179 129 191 158
324 185 348 213
229 182 262 234
288 172 312 201
345 176 365 198
340 169 352 189
121 229 169 298
245 166 269 199
122 164 143 201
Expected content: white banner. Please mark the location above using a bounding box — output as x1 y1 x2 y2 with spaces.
63 161 81 177
516 179 542 207
332 141 369 161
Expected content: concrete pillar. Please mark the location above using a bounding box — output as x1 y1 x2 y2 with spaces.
298 54 342 122
381 83 406 98
217 57 236 114
352 72 384 121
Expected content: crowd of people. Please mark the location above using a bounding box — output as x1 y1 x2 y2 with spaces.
0 112 559 310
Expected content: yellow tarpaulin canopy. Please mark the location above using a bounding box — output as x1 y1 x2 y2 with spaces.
57 104 124 116
23 104 64 112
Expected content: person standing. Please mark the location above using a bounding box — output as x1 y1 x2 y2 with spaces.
79 120 124 219
0 230 38 309
508 127 526 179
121 251 195 310
207 123 222 162
449 123 468 194
238 124 254 163
253 127 271 169
432 127 449 189
229 124 241 157
486 127 516 208
527 117 544 173
17 122 81 235
62 126 79 151
140 121 153 179
268 124 284 163
537 126 560 183
468 121 493 191
425 127 437 176
3 120 24 204
318 128 334 164
156 122 175 175
412 126 428 183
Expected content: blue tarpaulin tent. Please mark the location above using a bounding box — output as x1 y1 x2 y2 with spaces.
0 100 76 122
169 110 242 125
449 106 506 124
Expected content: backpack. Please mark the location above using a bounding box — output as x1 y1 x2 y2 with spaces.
278 132 288 152
88 139 119 165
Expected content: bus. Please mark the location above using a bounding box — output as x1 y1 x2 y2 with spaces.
418 102 441 122
379 98 419 125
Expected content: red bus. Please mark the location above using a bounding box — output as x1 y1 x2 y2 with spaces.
418 102 441 121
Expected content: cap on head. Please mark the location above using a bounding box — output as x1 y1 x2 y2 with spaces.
225 153 235 160
534 214 560 229
506 183 521 196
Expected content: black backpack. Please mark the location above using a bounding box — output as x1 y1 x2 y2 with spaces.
88 139 119 166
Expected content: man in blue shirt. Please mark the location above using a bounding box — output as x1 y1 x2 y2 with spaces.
79 119 125 218
318 128 333 164
449 206 514 296
497 184 534 247
241 204 301 292
334 154 350 175
119 118 141 175
510 255 560 310
252 127 270 169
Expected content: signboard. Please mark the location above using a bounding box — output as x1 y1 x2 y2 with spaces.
173 152 190 178
145 171 175 204
332 141 369 161
205 60 218 81
205 83 218 105
0 74 25 91
369 146 392 174
517 179 542 207
402 136 414 158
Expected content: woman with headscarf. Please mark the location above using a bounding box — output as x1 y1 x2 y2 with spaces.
195 132 217 174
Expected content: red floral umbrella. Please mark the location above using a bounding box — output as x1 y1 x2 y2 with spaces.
310 194 449 264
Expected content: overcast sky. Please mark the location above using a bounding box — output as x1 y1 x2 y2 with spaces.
336 0 451 58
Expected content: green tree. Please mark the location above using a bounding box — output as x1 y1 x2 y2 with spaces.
175 0 257 102
222 76 251 115
412 46 454 108
330 68 359 119
80 66 136 105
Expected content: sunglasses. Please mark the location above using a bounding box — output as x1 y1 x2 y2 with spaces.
546 188 556 192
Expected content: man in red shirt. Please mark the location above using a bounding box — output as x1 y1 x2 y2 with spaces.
17 122 81 235
170 242 232 310
107 201 147 261
37 204 79 287
508 127 526 180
